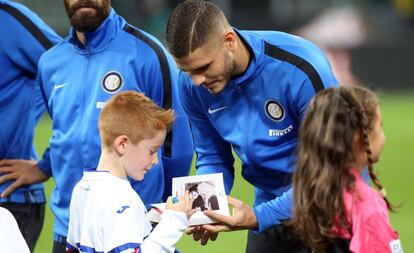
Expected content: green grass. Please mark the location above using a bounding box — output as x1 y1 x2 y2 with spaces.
33 92 414 253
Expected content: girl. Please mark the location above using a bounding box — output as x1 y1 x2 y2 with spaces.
291 86 403 253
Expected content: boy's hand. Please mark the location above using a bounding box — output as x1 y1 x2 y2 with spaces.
166 190 194 219
0 159 49 197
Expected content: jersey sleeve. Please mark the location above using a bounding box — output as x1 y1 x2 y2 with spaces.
141 210 189 253
36 64 53 176
178 72 235 194
0 2 60 77
253 188 292 232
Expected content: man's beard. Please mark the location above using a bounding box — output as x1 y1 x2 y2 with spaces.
222 51 235 82
64 0 110 33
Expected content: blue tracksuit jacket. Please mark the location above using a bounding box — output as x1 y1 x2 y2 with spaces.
0 0 60 203
179 29 338 232
37 9 193 238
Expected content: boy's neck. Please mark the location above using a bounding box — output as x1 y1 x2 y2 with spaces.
97 149 127 179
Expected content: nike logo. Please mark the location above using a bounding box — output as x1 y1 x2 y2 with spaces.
54 83 66 90
208 106 226 114
116 205 130 214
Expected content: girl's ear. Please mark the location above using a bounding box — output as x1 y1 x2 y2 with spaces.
354 132 365 151
114 135 128 156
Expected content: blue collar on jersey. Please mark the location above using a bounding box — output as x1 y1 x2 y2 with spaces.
231 29 266 85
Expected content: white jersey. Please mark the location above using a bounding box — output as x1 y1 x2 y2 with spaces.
0 207 30 253
67 171 189 253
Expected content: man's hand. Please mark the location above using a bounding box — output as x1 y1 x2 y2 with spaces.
185 225 218 246
0 159 49 197
185 196 258 245
202 196 258 233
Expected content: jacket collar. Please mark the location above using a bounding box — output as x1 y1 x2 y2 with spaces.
68 8 123 53
231 29 265 85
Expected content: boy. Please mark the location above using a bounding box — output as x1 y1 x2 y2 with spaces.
66 91 193 253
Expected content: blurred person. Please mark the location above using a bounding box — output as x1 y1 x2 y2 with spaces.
0 1 61 251
295 7 374 184
67 91 194 253
295 7 368 86
165 1 338 252
0 207 30 253
291 86 403 253
0 0 194 252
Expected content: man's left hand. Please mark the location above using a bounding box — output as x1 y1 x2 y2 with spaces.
202 196 258 233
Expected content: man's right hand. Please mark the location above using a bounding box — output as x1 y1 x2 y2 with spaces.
0 159 49 198
186 225 218 245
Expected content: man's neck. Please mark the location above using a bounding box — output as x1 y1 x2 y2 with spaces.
233 32 251 76
76 31 87 45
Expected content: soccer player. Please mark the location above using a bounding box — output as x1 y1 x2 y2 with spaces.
0 1 61 251
67 91 194 253
0 0 193 252
165 1 337 251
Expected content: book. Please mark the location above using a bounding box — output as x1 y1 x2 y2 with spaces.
146 173 229 226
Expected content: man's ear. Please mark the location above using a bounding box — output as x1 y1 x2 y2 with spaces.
114 135 128 155
224 31 235 50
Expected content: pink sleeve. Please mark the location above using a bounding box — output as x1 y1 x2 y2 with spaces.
350 211 399 253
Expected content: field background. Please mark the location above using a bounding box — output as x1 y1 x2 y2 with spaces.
33 92 413 253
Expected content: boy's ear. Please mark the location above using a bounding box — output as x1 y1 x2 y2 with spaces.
114 135 128 155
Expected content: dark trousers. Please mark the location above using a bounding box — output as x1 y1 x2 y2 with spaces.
246 224 351 253
53 239 67 253
246 224 311 253
0 202 45 252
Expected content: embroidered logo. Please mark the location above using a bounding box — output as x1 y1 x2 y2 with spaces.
102 71 123 93
208 106 226 114
116 205 130 214
264 100 284 121
53 83 66 90
96 102 106 109
269 124 293 137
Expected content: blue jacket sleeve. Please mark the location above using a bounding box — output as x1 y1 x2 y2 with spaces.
1 2 60 176
1 1 61 75
37 147 52 176
35 65 53 177
253 188 292 232
178 73 235 194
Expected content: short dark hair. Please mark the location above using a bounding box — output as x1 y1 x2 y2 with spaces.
166 0 229 58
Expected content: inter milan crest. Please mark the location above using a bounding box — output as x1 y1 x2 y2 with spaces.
264 100 284 121
102 71 123 93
